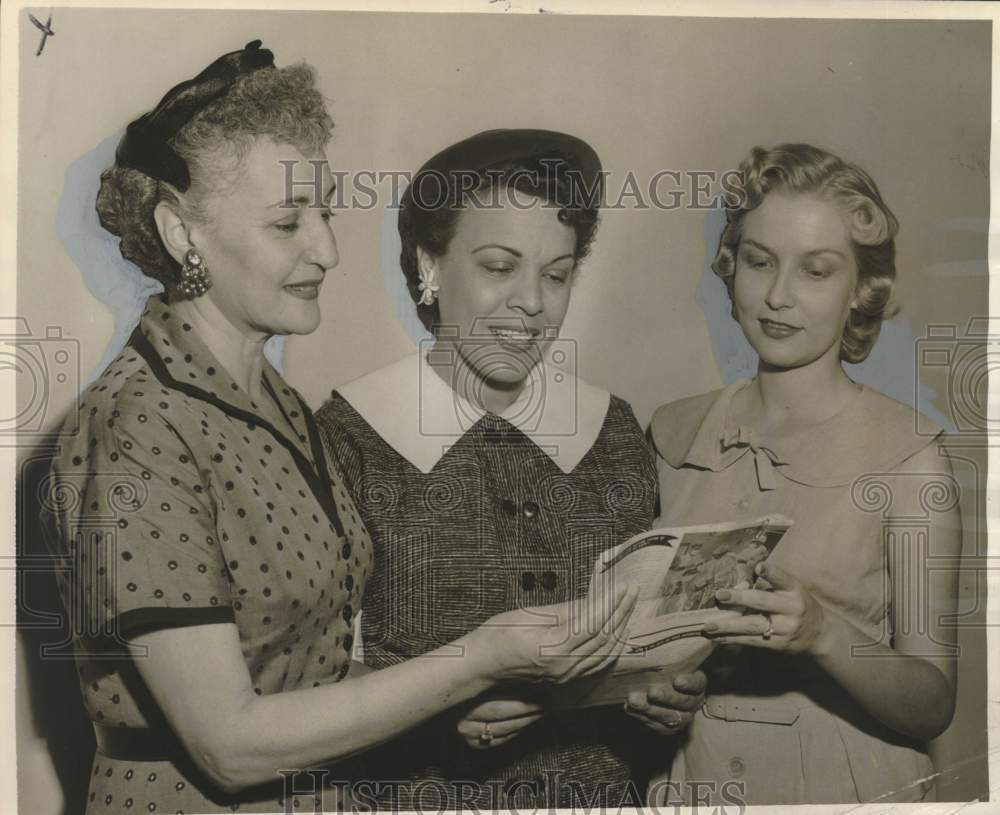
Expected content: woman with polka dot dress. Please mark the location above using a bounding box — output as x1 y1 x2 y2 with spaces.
41 42 637 814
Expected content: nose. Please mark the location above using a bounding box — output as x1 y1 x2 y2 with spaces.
764 267 794 310
306 215 340 272
507 271 544 318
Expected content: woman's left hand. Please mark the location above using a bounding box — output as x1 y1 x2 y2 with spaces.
624 671 707 736
703 563 831 655
456 697 546 750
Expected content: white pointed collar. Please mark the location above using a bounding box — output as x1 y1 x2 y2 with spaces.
337 349 611 474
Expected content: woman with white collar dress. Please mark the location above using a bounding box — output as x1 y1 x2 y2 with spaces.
316 130 707 810
647 144 960 805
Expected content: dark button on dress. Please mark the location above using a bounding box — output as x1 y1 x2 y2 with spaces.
316 352 660 809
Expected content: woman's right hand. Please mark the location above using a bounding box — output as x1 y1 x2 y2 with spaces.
467 586 638 684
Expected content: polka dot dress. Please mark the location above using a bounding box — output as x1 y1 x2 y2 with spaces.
42 295 372 813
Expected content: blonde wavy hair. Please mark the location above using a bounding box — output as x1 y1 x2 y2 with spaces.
713 143 899 364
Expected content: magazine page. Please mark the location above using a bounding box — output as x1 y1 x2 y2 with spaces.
627 515 793 639
552 516 793 708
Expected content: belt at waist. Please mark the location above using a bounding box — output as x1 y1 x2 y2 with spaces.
93 723 187 762
703 694 809 725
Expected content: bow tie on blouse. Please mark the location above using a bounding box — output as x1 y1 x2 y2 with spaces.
721 425 786 491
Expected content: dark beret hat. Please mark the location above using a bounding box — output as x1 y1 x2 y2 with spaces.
406 129 604 210
115 40 274 191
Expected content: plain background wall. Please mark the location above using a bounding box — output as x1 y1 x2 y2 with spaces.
15 8 990 811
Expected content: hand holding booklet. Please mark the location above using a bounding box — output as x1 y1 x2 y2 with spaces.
550 515 793 708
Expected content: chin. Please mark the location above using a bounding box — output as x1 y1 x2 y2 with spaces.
459 343 541 385
481 369 532 388
470 361 533 390
472 358 531 385
752 342 828 371
274 305 322 337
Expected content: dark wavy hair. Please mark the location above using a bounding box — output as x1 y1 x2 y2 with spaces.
398 154 600 331
714 143 899 364
96 64 333 300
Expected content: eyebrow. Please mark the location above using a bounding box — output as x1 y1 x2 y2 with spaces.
802 248 847 261
741 239 775 256
742 239 846 261
546 254 575 265
268 181 338 210
472 244 522 257
472 245 575 265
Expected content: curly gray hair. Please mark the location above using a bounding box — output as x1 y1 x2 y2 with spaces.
96 63 333 299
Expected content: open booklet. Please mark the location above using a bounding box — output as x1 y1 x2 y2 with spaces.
549 515 793 709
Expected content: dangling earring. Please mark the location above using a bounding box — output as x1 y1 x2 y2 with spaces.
417 264 439 306
176 248 212 299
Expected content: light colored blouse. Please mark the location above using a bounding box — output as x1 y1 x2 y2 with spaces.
648 380 956 805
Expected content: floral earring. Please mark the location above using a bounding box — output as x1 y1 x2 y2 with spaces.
417 263 439 306
176 248 212 299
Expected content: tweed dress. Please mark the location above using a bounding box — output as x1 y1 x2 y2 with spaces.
316 351 663 809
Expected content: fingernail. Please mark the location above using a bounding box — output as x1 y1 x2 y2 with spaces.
715 590 732 602
756 563 767 577
703 623 718 633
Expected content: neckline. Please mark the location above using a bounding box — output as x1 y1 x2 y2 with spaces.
131 300 346 538
335 350 612 475
652 379 941 487
723 378 867 449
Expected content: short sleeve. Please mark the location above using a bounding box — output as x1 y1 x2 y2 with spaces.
82 397 233 639
646 389 720 468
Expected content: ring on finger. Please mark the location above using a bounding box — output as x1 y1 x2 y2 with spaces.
479 722 494 746
761 615 773 641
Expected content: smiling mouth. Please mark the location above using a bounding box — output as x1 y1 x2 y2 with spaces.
758 318 802 337
284 281 323 300
489 326 540 344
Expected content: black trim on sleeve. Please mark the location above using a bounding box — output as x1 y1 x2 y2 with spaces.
118 605 236 639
